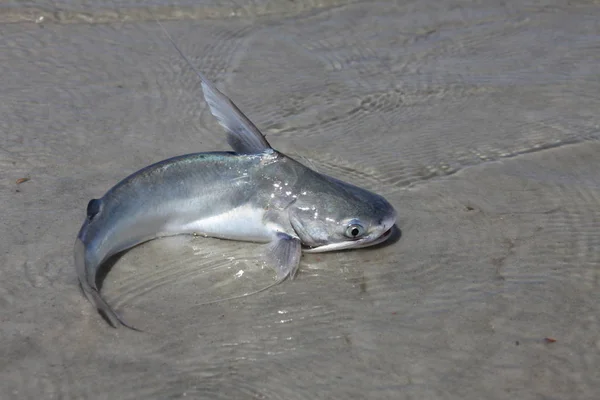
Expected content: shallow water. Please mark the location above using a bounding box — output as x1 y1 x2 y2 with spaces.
1 0 599 399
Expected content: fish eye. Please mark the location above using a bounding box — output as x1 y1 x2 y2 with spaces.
345 223 365 239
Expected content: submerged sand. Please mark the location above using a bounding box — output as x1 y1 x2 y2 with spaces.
1 0 599 399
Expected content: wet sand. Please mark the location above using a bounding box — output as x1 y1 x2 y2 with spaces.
1 0 599 398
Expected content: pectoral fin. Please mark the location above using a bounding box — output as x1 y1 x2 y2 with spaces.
266 232 302 280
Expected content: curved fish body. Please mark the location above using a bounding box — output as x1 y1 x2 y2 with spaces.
75 24 397 328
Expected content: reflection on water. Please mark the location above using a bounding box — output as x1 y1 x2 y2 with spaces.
1 0 599 399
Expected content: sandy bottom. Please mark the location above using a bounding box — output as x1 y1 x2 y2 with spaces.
1 0 599 399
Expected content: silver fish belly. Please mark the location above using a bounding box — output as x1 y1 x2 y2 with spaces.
75 24 397 329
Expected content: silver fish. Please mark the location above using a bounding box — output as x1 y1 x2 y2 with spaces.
75 25 397 328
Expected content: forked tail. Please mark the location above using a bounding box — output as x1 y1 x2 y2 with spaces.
74 238 140 330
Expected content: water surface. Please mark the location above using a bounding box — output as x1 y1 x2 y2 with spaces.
1 0 599 398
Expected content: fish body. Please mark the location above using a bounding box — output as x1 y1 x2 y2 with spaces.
75 24 397 328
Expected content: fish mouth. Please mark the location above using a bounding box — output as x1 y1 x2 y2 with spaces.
302 226 394 253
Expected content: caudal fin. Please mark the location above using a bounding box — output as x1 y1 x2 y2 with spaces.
79 281 141 331
74 238 141 331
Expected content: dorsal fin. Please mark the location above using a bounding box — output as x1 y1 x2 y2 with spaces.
155 18 272 154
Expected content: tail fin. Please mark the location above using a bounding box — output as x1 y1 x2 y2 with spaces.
74 238 140 331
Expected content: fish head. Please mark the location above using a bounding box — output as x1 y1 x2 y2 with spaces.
288 176 396 253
